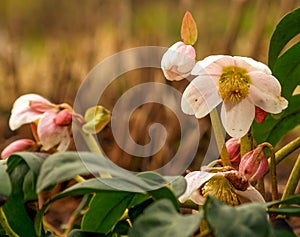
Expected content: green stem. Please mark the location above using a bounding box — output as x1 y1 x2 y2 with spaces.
280 154 300 205
75 122 111 178
275 136 300 165
240 128 254 157
0 207 18 237
209 109 231 166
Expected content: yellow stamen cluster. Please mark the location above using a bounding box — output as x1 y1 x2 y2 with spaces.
218 66 251 102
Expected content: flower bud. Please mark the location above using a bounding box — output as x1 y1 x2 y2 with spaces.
239 145 268 182
1 139 36 159
225 138 241 165
54 109 72 126
255 107 268 124
161 41 196 81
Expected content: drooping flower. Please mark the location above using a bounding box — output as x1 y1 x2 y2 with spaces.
9 94 73 151
1 139 36 159
239 145 268 182
181 55 288 137
161 41 196 81
179 170 265 206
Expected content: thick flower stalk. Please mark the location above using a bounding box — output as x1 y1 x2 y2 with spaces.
181 55 288 137
8 94 74 152
161 41 196 81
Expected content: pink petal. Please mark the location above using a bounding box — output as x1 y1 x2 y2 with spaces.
181 75 222 118
178 171 216 204
38 112 70 151
221 99 255 138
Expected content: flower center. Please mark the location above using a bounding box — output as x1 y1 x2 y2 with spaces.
218 66 251 102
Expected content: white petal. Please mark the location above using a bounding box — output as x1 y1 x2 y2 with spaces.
191 55 226 75
181 76 222 118
234 56 272 75
250 71 282 95
178 171 216 203
221 99 255 138
249 86 288 114
249 71 288 113
236 186 265 203
9 94 53 130
9 110 43 130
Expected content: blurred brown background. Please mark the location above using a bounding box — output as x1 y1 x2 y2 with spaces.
0 0 299 176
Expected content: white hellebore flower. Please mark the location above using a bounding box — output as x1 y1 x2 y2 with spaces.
9 94 72 151
161 41 196 81
179 171 265 206
181 55 288 137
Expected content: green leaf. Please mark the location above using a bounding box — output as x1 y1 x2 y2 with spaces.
37 152 168 193
83 106 111 134
268 206 300 217
82 193 144 234
137 172 180 211
3 162 37 236
165 176 187 197
68 229 106 237
266 194 300 207
204 196 271 237
253 94 300 145
181 11 198 45
35 178 147 236
273 41 300 99
0 161 11 203
129 199 203 237
268 7 300 69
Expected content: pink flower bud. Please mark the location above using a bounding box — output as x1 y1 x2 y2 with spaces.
239 145 268 182
255 107 268 124
161 41 196 81
226 138 241 165
54 109 72 126
1 139 36 159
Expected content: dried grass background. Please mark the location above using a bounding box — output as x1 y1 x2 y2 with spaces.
0 0 299 186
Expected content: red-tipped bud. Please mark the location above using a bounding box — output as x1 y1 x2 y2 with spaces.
239 145 268 182
1 139 36 159
54 109 72 126
255 107 268 124
226 138 241 165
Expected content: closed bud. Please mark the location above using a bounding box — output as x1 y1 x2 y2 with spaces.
225 137 241 165
54 109 72 126
1 139 36 159
161 41 196 81
239 145 268 182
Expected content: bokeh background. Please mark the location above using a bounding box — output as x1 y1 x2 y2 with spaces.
0 0 299 190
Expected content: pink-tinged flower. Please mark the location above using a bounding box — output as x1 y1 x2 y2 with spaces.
179 170 265 206
9 94 58 130
1 139 36 159
9 94 72 151
226 137 241 165
239 145 268 182
161 41 196 81
181 55 288 137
